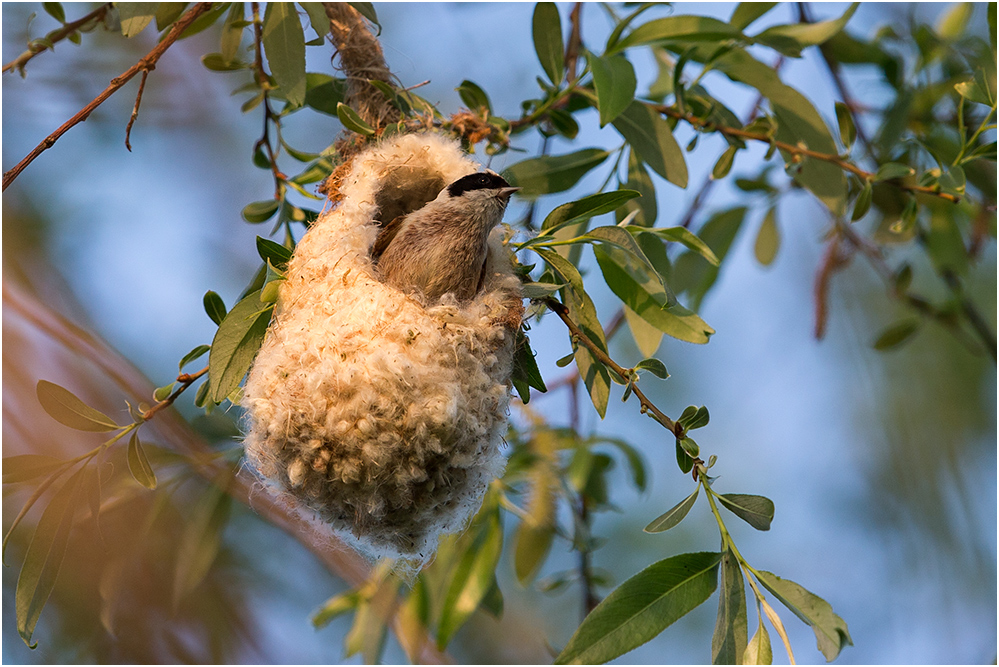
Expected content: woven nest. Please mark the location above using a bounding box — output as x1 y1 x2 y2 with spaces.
242 132 523 561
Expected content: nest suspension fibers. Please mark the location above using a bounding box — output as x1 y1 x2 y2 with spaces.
241 133 523 560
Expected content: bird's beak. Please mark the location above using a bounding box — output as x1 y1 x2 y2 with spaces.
497 187 520 201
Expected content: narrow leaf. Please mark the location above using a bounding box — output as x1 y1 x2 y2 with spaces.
643 487 698 533
872 319 920 350
2 456 67 485
758 569 852 662
336 101 376 135
555 552 722 664
437 510 503 648
16 466 85 647
262 1 307 107
712 548 748 665
173 482 232 608
635 357 668 379
851 181 872 221
730 2 778 31
208 291 273 403
754 208 780 266
504 149 611 197
532 3 564 85
179 344 211 371
612 101 688 188
36 380 119 432
717 493 774 531
116 3 156 38
612 15 746 53
126 431 157 490
834 102 856 149
744 609 774 664
312 591 361 627
636 226 719 266
242 199 280 223
874 162 915 182
539 190 641 236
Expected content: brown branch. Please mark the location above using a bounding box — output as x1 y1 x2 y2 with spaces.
124 68 150 152
812 232 851 340
564 3 583 86
654 105 962 204
543 298 680 436
2 3 214 192
139 366 208 422
2 3 112 75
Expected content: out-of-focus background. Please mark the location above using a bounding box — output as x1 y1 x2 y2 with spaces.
3 2 995 664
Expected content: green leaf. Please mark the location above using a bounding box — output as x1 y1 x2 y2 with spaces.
717 494 774 531
612 15 746 53
936 1 973 39
521 282 565 299
555 552 722 664
834 102 856 149
647 228 720 267
153 383 174 401
208 291 273 403
437 508 504 648
242 199 280 223
126 431 157 490
612 101 688 188
2 455 67 485
679 405 710 430
116 3 156 37
754 571 852 662
532 2 564 85
712 548 748 665
347 2 379 29
15 465 85 647
676 439 694 474
337 101 376 135
729 2 778 31
619 150 657 227
708 49 847 214
954 69 995 106
643 487 698 533
481 576 504 618
156 2 188 31
754 208 780 266
456 79 492 113
177 3 230 40
179 344 211 371
635 357 668 379
262 1 307 107
679 436 699 459
203 290 227 326
872 319 920 351
504 149 611 197
36 380 119 432
598 437 647 492
547 108 579 139
173 482 232 608
752 4 858 58
256 236 294 269
874 162 915 181
711 145 738 180
624 306 663 358
851 181 872 221
305 72 346 115
312 591 361 627
514 521 555 585
298 2 331 38
512 332 547 402
42 2 65 23
201 52 246 72
744 609 774 664
593 245 715 345
539 190 641 236
590 53 637 127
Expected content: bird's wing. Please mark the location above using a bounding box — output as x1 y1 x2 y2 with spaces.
371 214 406 261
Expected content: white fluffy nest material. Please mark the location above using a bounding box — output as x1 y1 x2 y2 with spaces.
242 132 523 561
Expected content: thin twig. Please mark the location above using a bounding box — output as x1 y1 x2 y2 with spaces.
2 3 214 192
564 3 583 86
124 68 150 152
2 3 112 75
250 2 286 200
140 366 208 421
654 105 962 204
543 298 680 436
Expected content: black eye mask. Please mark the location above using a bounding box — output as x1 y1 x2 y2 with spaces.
446 171 511 197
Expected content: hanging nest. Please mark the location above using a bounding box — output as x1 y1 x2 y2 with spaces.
241 132 523 561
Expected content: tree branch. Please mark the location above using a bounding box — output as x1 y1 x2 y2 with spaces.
543 298 681 436
2 3 112 75
654 105 963 204
2 3 214 192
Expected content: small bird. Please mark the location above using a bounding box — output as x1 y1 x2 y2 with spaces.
374 170 519 302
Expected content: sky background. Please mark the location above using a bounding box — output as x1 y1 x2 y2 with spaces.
2 2 996 664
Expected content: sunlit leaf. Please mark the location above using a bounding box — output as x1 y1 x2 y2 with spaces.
208 291 273 403
126 431 156 490
555 552 722 664
504 149 611 197
2 456 67 485
743 609 774 664
262 1 307 107
311 591 361 627
635 226 719 266
612 15 746 53
36 380 119 432
116 3 156 38
15 466 85 647
752 4 858 58
729 2 778 31
540 190 641 236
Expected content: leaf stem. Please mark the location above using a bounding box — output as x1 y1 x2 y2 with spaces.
1 3 112 75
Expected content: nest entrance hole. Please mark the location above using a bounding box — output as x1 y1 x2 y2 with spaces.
369 165 446 263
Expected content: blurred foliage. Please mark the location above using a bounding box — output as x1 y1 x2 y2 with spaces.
2 1 995 665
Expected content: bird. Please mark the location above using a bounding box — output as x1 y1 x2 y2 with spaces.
373 170 519 302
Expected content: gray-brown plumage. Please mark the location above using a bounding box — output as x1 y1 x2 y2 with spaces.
375 171 518 302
